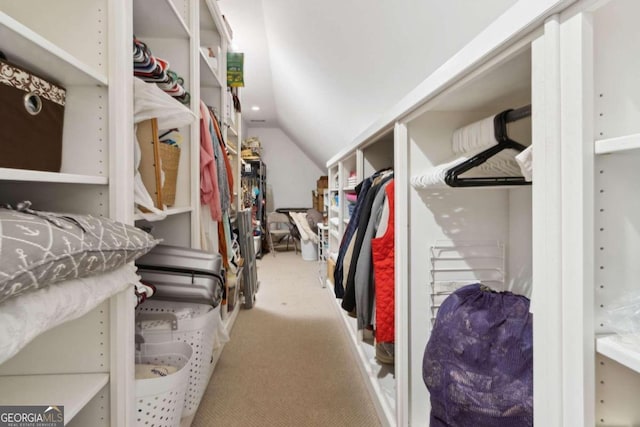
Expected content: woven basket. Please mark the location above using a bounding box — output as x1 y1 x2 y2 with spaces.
159 143 180 207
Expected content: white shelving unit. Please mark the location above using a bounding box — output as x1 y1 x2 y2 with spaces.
0 0 241 425
324 1 579 424
0 374 109 423
595 133 640 155
568 1 640 424
317 223 329 287
597 335 640 374
326 129 395 426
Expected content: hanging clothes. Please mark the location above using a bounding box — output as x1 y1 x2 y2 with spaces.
333 177 374 298
341 170 393 313
199 100 222 221
207 108 230 213
217 216 229 269
353 177 393 330
210 109 235 206
372 180 395 344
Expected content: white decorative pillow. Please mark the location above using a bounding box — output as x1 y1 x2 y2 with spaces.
0 203 160 303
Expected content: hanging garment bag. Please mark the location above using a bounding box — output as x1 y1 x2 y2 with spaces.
136 244 224 307
423 283 533 427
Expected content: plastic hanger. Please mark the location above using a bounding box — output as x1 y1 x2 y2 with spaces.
444 105 531 187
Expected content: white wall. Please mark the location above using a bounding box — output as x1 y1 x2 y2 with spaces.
246 127 323 212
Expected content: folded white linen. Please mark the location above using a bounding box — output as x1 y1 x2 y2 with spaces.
0 264 139 365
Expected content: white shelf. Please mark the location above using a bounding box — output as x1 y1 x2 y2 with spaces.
330 206 340 214
0 373 108 424
317 223 329 231
0 168 108 185
343 186 357 192
326 289 396 426
200 0 231 42
343 218 350 225
199 48 223 88
0 13 107 87
597 335 640 374
595 133 640 155
133 0 190 39
228 124 238 137
329 252 338 262
134 206 193 221
330 230 340 240
329 217 340 226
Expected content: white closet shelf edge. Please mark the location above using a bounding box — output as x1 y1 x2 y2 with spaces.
133 0 190 39
199 49 223 88
596 334 640 373
0 168 108 185
325 287 396 427
0 373 109 423
133 206 193 221
594 133 640 155
0 13 107 86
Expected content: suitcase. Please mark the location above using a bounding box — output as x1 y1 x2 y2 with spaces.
135 244 224 307
0 53 65 172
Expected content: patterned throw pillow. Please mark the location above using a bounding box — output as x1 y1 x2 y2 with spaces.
0 203 160 303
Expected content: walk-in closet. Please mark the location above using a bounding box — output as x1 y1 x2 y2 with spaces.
2 0 640 426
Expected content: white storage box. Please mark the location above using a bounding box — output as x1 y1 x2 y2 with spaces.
136 300 222 417
135 341 193 427
301 239 318 261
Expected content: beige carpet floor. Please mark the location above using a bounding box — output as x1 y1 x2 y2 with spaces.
191 251 382 427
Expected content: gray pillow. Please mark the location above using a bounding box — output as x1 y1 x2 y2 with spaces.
0 203 160 303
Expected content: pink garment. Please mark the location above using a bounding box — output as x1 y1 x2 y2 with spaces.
199 100 222 221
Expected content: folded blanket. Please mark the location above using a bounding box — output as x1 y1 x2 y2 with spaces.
0 265 140 365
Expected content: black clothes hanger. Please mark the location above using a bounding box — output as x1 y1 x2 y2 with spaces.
444 105 532 187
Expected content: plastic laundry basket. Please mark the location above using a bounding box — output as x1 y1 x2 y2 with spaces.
301 239 318 261
136 300 222 417
135 341 193 427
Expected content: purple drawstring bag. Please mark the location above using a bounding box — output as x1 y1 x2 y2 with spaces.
423 283 533 427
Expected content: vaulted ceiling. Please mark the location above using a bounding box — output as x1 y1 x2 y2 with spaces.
218 0 517 169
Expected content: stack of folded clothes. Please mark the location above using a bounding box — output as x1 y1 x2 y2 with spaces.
133 37 190 105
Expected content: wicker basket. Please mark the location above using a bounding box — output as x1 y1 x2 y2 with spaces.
159 143 180 207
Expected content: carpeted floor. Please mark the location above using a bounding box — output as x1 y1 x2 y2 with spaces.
191 250 382 427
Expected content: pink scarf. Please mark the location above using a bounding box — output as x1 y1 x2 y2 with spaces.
199 100 222 221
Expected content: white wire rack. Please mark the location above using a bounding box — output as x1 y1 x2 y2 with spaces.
429 240 505 323
317 223 329 287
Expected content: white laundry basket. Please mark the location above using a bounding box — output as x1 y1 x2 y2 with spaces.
136 300 222 417
301 239 318 261
135 341 193 427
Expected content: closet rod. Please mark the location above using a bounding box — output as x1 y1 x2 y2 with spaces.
505 105 531 123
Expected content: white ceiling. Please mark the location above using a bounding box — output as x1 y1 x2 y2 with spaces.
218 0 518 169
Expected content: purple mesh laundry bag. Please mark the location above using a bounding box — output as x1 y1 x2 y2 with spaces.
423 283 533 427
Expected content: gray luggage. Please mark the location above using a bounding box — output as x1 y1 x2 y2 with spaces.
135 244 224 307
